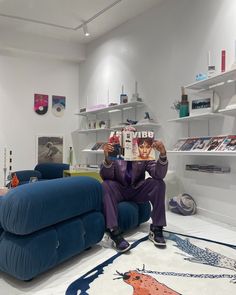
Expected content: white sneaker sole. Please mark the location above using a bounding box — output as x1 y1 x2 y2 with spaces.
149 233 166 246
112 242 131 253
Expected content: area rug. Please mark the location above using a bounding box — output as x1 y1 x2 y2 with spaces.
66 231 236 295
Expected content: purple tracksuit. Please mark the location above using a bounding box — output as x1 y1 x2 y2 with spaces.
100 157 168 229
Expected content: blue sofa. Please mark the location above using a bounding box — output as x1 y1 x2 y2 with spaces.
0 176 151 280
12 162 70 185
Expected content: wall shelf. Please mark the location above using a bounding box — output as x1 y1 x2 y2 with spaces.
77 128 110 133
185 68 236 90
82 149 104 154
167 150 236 156
218 107 236 116
111 122 160 129
75 101 145 116
168 112 221 122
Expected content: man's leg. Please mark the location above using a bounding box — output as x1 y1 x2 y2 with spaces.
102 180 131 253
131 178 167 246
131 178 166 227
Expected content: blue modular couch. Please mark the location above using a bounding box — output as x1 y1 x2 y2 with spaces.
0 176 151 280
12 162 70 185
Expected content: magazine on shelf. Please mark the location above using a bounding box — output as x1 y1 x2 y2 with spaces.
217 135 236 151
179 137 199 151
191 136 212 151
108 130 156 161
205 136 226 151
172 138 187 151
91 142 105 150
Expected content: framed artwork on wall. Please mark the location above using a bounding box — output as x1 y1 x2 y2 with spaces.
36 135 64 164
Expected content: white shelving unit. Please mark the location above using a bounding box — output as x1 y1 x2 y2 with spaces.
168 69 236 157
77 100 160 157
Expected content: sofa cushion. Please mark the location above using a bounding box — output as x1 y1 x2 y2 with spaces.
0 176 103 235
34 163 69 179
14 170 42 184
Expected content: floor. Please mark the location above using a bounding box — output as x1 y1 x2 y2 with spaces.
1 211 236 295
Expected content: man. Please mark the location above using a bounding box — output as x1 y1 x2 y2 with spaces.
100 139 168 253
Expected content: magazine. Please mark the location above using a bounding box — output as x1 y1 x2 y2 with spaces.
172 138 187 151
191 137 212 151
179 138 199 151
205 136 226 151
217 135 236 151
108 130 156 161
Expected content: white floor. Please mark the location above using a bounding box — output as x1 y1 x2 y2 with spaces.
1 211 236 295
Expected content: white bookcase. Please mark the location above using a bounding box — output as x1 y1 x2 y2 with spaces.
168 69 236 158
75 101 160 161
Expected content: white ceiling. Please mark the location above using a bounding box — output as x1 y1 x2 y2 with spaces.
0 0 162 44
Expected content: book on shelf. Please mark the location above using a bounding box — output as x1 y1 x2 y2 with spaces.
91 142 105 150
172 138 187 151
205 136 226 151
191 136 212 151
217 135 236 151
186 164 230 173
179 138 199 151
172 135 236 152
108 130 156 161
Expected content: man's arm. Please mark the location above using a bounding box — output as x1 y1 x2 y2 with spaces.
145 140 168 179
100 143 115 180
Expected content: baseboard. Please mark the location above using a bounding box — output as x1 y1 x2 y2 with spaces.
197 207 236 228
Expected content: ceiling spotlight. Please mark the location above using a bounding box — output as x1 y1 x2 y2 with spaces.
82 23 90 37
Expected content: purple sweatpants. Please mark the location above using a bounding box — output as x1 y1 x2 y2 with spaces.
102 178 166 229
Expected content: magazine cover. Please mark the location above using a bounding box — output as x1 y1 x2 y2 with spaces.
191 137 212 151
179 138 199 151
108 131 124 160
217 135 236 151
108 130 155 161
205 136 226 151
124 130 155 161
172 138 187 151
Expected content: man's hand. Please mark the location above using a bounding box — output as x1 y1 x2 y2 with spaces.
152 140 166 156
103 143 114 165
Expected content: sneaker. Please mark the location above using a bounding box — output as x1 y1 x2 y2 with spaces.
149 225 166 247
107 227 131 253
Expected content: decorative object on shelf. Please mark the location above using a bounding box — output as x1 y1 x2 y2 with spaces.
221 50 226 73
131 81 142 102
195 73 207 81
120 85 128 104
68 146 73 166
108 102 118 106
126 119 138 125
96 119 110 129
80 107 86 113
137 112 157 125
52 95 66 117
179 86 189 118
169 193 197 216
207 51 216 78
171 100 181 113
189 90 220 116
34 93 48 115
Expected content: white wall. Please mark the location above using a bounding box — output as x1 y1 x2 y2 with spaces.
78 0 236 226
0 54 79 183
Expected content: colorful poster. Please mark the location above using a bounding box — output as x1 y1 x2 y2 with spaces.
34 94 48 115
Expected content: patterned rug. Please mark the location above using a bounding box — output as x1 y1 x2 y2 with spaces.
66 231 236 295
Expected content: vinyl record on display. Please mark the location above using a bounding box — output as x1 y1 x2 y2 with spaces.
52 103 65 117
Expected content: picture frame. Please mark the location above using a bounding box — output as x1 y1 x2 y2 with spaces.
189 90 219 116
36 135 64 164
